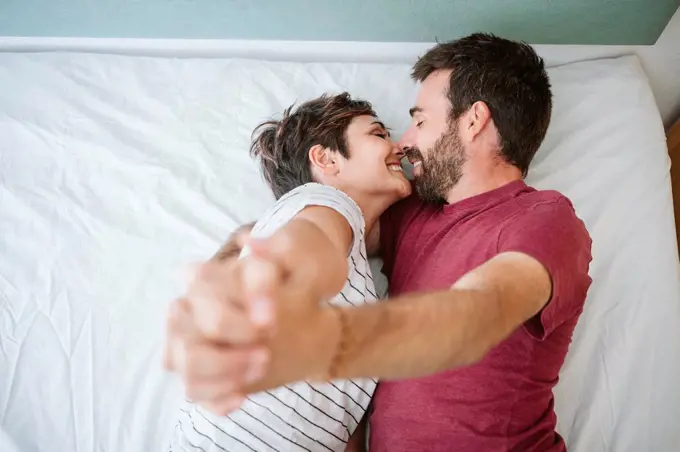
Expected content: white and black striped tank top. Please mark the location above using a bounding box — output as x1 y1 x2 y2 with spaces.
170 183 378 452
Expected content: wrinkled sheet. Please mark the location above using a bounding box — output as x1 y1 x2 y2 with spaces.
0 52 679 452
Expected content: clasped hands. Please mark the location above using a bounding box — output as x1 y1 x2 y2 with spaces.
163 232 339 415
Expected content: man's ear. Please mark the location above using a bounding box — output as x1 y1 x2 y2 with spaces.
309 144 340 175
461 101 492 142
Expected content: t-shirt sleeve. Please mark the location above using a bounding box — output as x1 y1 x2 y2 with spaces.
379 184 423 279
497 198 593 340
251 183 365 255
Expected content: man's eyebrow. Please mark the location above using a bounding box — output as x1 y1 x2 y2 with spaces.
409 106 422 117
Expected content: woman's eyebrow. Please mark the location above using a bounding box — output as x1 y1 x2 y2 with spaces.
371 121 391 136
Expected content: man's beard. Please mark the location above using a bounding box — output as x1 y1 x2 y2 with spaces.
405 127 467 204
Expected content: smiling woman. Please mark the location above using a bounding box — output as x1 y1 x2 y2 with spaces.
167 91 412 451
331 115 411 207
248 92 410 204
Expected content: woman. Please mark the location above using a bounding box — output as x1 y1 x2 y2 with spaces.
168 92 410 451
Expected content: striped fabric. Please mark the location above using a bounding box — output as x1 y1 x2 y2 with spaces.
169 183 379 452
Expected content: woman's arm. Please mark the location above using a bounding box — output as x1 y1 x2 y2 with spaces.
266 205 352 301
165 204 355 393
211 205 352 300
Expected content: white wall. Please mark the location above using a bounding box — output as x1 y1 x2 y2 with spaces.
1 7 678 127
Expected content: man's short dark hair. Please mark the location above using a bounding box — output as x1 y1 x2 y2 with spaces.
412 33 552 176
250 93 375 199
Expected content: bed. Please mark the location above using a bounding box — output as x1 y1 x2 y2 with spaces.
1 52 679 452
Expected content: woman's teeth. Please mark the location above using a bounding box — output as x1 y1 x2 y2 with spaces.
387 164 403 172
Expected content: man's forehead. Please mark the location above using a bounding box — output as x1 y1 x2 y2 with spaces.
412 75 451 115
420 70 451 97
424 68 453 85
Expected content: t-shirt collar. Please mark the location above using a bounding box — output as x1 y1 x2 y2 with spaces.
441 179 528 214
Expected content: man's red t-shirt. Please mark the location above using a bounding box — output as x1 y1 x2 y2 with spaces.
370 180 593 452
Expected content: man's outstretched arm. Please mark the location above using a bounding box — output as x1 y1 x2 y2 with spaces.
173 201 589 407
288 201 588 383
237 250 553 396
321 251 551 381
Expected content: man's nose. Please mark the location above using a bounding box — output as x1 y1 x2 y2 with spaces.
398 128 415 151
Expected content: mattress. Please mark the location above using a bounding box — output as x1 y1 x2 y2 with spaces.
0 52 679 452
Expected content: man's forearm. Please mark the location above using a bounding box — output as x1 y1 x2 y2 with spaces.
321 252 550 381
331 288 509 380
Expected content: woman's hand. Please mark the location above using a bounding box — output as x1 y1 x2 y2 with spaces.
163 231 341 415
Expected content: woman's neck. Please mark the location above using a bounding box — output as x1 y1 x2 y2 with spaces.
346 191 395 236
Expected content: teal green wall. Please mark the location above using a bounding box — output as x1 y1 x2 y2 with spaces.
1 0 678 45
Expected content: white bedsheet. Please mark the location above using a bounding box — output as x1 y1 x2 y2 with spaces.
0 52 679 452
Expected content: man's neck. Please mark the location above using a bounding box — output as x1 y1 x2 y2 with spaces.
444 164 522 205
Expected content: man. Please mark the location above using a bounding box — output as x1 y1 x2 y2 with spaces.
166 33 592 451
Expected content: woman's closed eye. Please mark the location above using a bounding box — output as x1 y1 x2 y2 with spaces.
369 122 391 139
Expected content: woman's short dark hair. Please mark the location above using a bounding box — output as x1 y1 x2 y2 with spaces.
250 92 375 199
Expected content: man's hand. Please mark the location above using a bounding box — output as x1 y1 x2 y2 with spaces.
164 231 342 415
163 245 280 414
164 296 267 414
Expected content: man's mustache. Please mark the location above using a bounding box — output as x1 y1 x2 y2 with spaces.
404 147 424 162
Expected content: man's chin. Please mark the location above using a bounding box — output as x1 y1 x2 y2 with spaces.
414 179 446 204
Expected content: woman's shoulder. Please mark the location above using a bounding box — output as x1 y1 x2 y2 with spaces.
280 182 354 204
280 184 362 219
254 183 365 238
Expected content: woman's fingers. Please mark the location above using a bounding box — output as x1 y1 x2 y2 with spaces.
199 393 247 417
186 260 266 343
177 342 269 416
177 342 269 382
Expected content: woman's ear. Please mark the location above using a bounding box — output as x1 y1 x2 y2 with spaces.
309 144 340 175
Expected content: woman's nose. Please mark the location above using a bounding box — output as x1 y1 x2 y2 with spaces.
392 141 405 159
